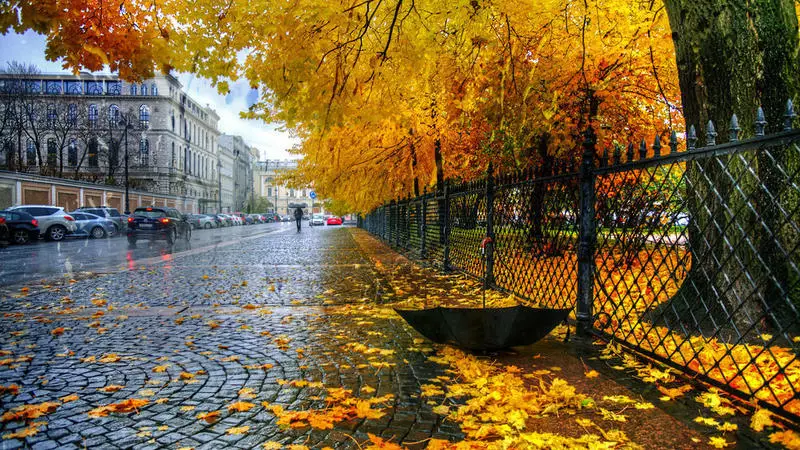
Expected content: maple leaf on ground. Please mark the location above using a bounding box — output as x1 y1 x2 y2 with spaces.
2 422 45 439
308 413 336 430
227 401 255 413
99 385 125 393
60 394 79 403
709 436 733 448
1 402 59 422
99 354 121 363
51 327 66 336
87 399 148 417
365 433 403 449
0 384 20 396
197 411 221 423
584 370 600 378
355 400 385 419
226 425 250 435
657 384 693 399
262 443 283 450
152 365 169 373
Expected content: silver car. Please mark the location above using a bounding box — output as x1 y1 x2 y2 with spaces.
76 206 127 234
6 205 77 241
68 211 116 238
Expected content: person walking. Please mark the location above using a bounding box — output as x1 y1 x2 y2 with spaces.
294 207 303 232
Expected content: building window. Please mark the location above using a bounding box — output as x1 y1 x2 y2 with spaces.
88 138 98 167
107 81 121 95
68 139 77 166
171 113 175 132
151 84 158 96
171 142 175 168
139 138 149 166
141 84 147 96
67 103 77 126
85 81 103 95
88 104 98 128
130 84 137 95
108 104 120 127
47 104 57 127
65 81 81 95
45 80 61 95
26 140 36 165
139 105 150 129
267 187 272 197
25 80 41 94
47 138 57 166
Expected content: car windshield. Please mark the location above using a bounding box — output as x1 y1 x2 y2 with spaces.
313 214 323 219
134 209 166 218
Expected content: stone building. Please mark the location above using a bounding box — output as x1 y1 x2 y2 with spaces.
0 71 221 212
218 134 254 212
253 159 318 216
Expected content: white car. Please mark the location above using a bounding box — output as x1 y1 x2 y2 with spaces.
310 214 325 226
6 205 77 241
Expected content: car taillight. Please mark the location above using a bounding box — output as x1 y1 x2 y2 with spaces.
0 217 5 224
64 215 74 221
128 217 134 223
160 218 170 224
31 219 38 227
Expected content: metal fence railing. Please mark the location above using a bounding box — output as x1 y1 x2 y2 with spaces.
359 101 800 423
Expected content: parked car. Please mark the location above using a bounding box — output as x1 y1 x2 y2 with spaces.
188 214 217 229
208 214 226 227
75 206 126 234
127 207 191 246
5 205 77 241
68 211 116 239
326 216 343 226
310 214 325 226
0 210 39 245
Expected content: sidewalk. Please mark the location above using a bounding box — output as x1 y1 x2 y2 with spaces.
0 226 791 449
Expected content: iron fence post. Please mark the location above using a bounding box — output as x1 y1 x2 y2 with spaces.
577 126 597 337
485 163 496 287
442 181 451 271
421 187 427 258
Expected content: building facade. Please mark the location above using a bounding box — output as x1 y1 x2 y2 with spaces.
253 159 319 216
218 134 254 212
0 72 221 212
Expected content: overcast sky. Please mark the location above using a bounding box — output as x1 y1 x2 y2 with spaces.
0 31 300 161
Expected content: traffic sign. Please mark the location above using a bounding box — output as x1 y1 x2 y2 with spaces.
310 191 317 199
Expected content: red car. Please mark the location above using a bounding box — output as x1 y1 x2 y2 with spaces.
326 216 343 226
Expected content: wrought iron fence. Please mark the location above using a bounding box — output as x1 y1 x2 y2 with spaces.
359 101 800 423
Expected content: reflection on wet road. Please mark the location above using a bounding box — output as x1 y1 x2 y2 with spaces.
0 222 298 287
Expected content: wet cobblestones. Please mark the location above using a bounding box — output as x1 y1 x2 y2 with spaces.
0 227 463 449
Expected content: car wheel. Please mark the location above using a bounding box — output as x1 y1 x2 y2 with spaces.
184 227 192 241
12 229 29 245
90 226 106 239
166 228 176 245
47 225 67 241
203 222 211 229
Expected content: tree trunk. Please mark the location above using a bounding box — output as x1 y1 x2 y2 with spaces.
663 0 800 333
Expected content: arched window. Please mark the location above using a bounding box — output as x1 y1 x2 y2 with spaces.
140 84 147 96
108 104 120 127
139 138 150 166
171 112 175 131
171 142 175 168
47 138 57 166
68 139 78 166
67 104 77 126
88 104 98 128
46 104 57 127
26 140 36 165
130 84 137 95
88 138 98 167
151 84 158 96
139 105 150 128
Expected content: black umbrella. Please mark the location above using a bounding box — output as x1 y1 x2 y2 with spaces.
394 237 571 351
395 305 571 351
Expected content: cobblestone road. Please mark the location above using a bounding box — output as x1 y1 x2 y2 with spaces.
0 227 461 449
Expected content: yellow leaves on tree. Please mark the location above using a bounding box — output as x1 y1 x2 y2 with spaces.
87 398 149 417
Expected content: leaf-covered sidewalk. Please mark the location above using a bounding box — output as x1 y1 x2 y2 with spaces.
0 227 795 449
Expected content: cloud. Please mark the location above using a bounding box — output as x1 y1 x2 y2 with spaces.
0 31 300 160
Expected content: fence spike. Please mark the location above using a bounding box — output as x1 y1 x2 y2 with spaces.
601 147 609 167
639 138 647 159
784 99 796 131
706 120 717 146
755 106 767 136
613 143 622 165
627 142 635 162
729 114 740 142
669 129 679 153
652 134 662 157
687 125 697 150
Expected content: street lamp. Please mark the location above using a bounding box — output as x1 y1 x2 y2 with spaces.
120 115 135 214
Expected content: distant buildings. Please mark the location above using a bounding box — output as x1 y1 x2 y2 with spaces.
253 159 318 216
0 70 271 213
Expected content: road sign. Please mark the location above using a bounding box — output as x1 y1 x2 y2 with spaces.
310 191 317 199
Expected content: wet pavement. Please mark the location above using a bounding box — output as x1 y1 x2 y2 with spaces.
0 226 779 449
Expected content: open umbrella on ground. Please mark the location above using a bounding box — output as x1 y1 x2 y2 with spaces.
394 237 572 351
